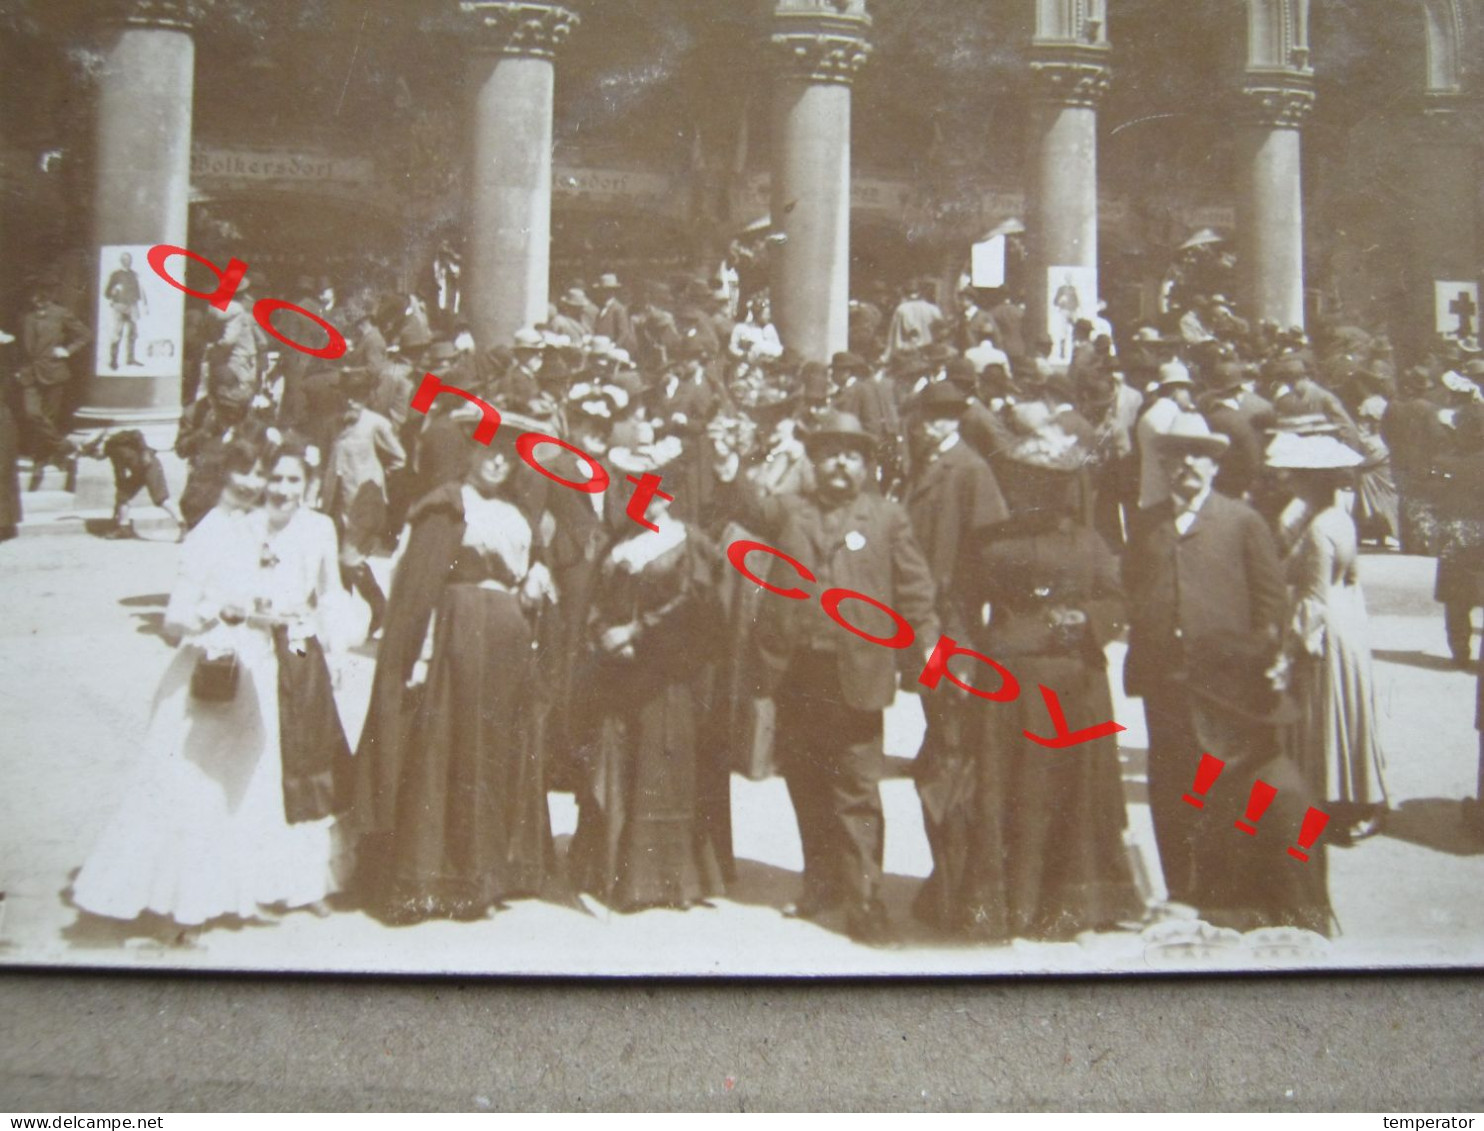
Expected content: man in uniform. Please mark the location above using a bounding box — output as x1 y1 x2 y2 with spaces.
19 288 91 490
720 411 938 943
103 251 147 370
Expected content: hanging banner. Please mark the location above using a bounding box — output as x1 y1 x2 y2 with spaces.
970 234 1006 289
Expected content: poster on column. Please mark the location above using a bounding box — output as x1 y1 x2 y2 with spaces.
94 244 185 380
1046 265 1096 363
1434 280 1480 342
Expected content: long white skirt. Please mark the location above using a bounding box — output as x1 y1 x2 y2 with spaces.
72 630 339 926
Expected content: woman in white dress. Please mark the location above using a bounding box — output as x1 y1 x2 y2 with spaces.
1268 430 1390 842
72 444 351 930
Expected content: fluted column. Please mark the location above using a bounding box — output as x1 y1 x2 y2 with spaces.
78 0 196 425
1236 1 1313 331
461 1 578 351
1025 2 1110 358
768 0 871 364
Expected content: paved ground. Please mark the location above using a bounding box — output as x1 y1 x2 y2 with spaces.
1 519 1482 977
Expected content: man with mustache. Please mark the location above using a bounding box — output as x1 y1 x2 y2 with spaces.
718 410 937 944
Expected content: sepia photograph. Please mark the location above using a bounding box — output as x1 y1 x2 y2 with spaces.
1 0 1482 978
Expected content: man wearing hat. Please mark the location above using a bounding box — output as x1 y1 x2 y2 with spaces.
719 411 938 943
1135 358 1197 513
1200 360 1264 501
902 382 1008 894
591 272 635 355
1269 354 1361 451
834 351 902 486
1123 413 1320 928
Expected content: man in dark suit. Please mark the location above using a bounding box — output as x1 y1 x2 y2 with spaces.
1124 413 1328 931
901 382 1008 913
721 411 938 942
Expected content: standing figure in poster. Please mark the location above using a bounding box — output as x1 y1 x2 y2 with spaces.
104 251 147 371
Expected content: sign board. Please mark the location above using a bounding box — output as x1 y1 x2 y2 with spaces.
970 233 1006 289
1434 280 1479 340
94 244 183 381
191 148 374 186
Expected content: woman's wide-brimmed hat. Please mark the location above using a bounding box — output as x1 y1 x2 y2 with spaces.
1153 412 1232 458
1264 430 1363 470
1002 400 1089 473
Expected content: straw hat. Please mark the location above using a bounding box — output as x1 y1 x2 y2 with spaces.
1264 431 1363 470
1153 412 1231 458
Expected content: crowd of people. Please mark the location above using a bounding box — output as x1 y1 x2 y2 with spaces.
12 245 1484 949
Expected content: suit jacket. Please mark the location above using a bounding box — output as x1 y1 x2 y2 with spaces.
734 484 939 711
903 437 1008 631
21 302 91 387
1123 491 1287 698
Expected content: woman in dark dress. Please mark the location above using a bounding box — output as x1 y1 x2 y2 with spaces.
567 445 732 911
915 409 1144 940
350 430 556 922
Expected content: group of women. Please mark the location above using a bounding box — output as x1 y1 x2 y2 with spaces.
71 424 731 935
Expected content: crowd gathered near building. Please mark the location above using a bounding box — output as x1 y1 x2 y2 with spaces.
4 231 1483 949
0 0 1482 957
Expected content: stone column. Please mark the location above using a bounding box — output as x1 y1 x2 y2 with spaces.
1235 73 1313 331
768 0 870 365
1025 30 1111 357
462 2 577 351
78 0 196 425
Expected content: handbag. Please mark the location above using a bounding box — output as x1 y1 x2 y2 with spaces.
190 649 240 702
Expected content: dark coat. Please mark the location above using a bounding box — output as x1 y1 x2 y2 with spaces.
20 302 90 386
1202 401 1263 500
903 437 1008 633
1123 491 1288 700
737 485 939 712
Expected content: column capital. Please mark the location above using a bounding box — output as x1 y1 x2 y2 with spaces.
459 1 579 60
770 1 872 86
98 0 197 31
1028 42 1112 108
1240 70 1315 129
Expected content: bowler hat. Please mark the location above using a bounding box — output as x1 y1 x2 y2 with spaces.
831 351 869 376
594 273 622 291
915 381 969 418
802 410 876 459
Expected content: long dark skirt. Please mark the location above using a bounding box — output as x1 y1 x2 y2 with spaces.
373 585 552 921
569 668 730 912
916 654 1143 940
